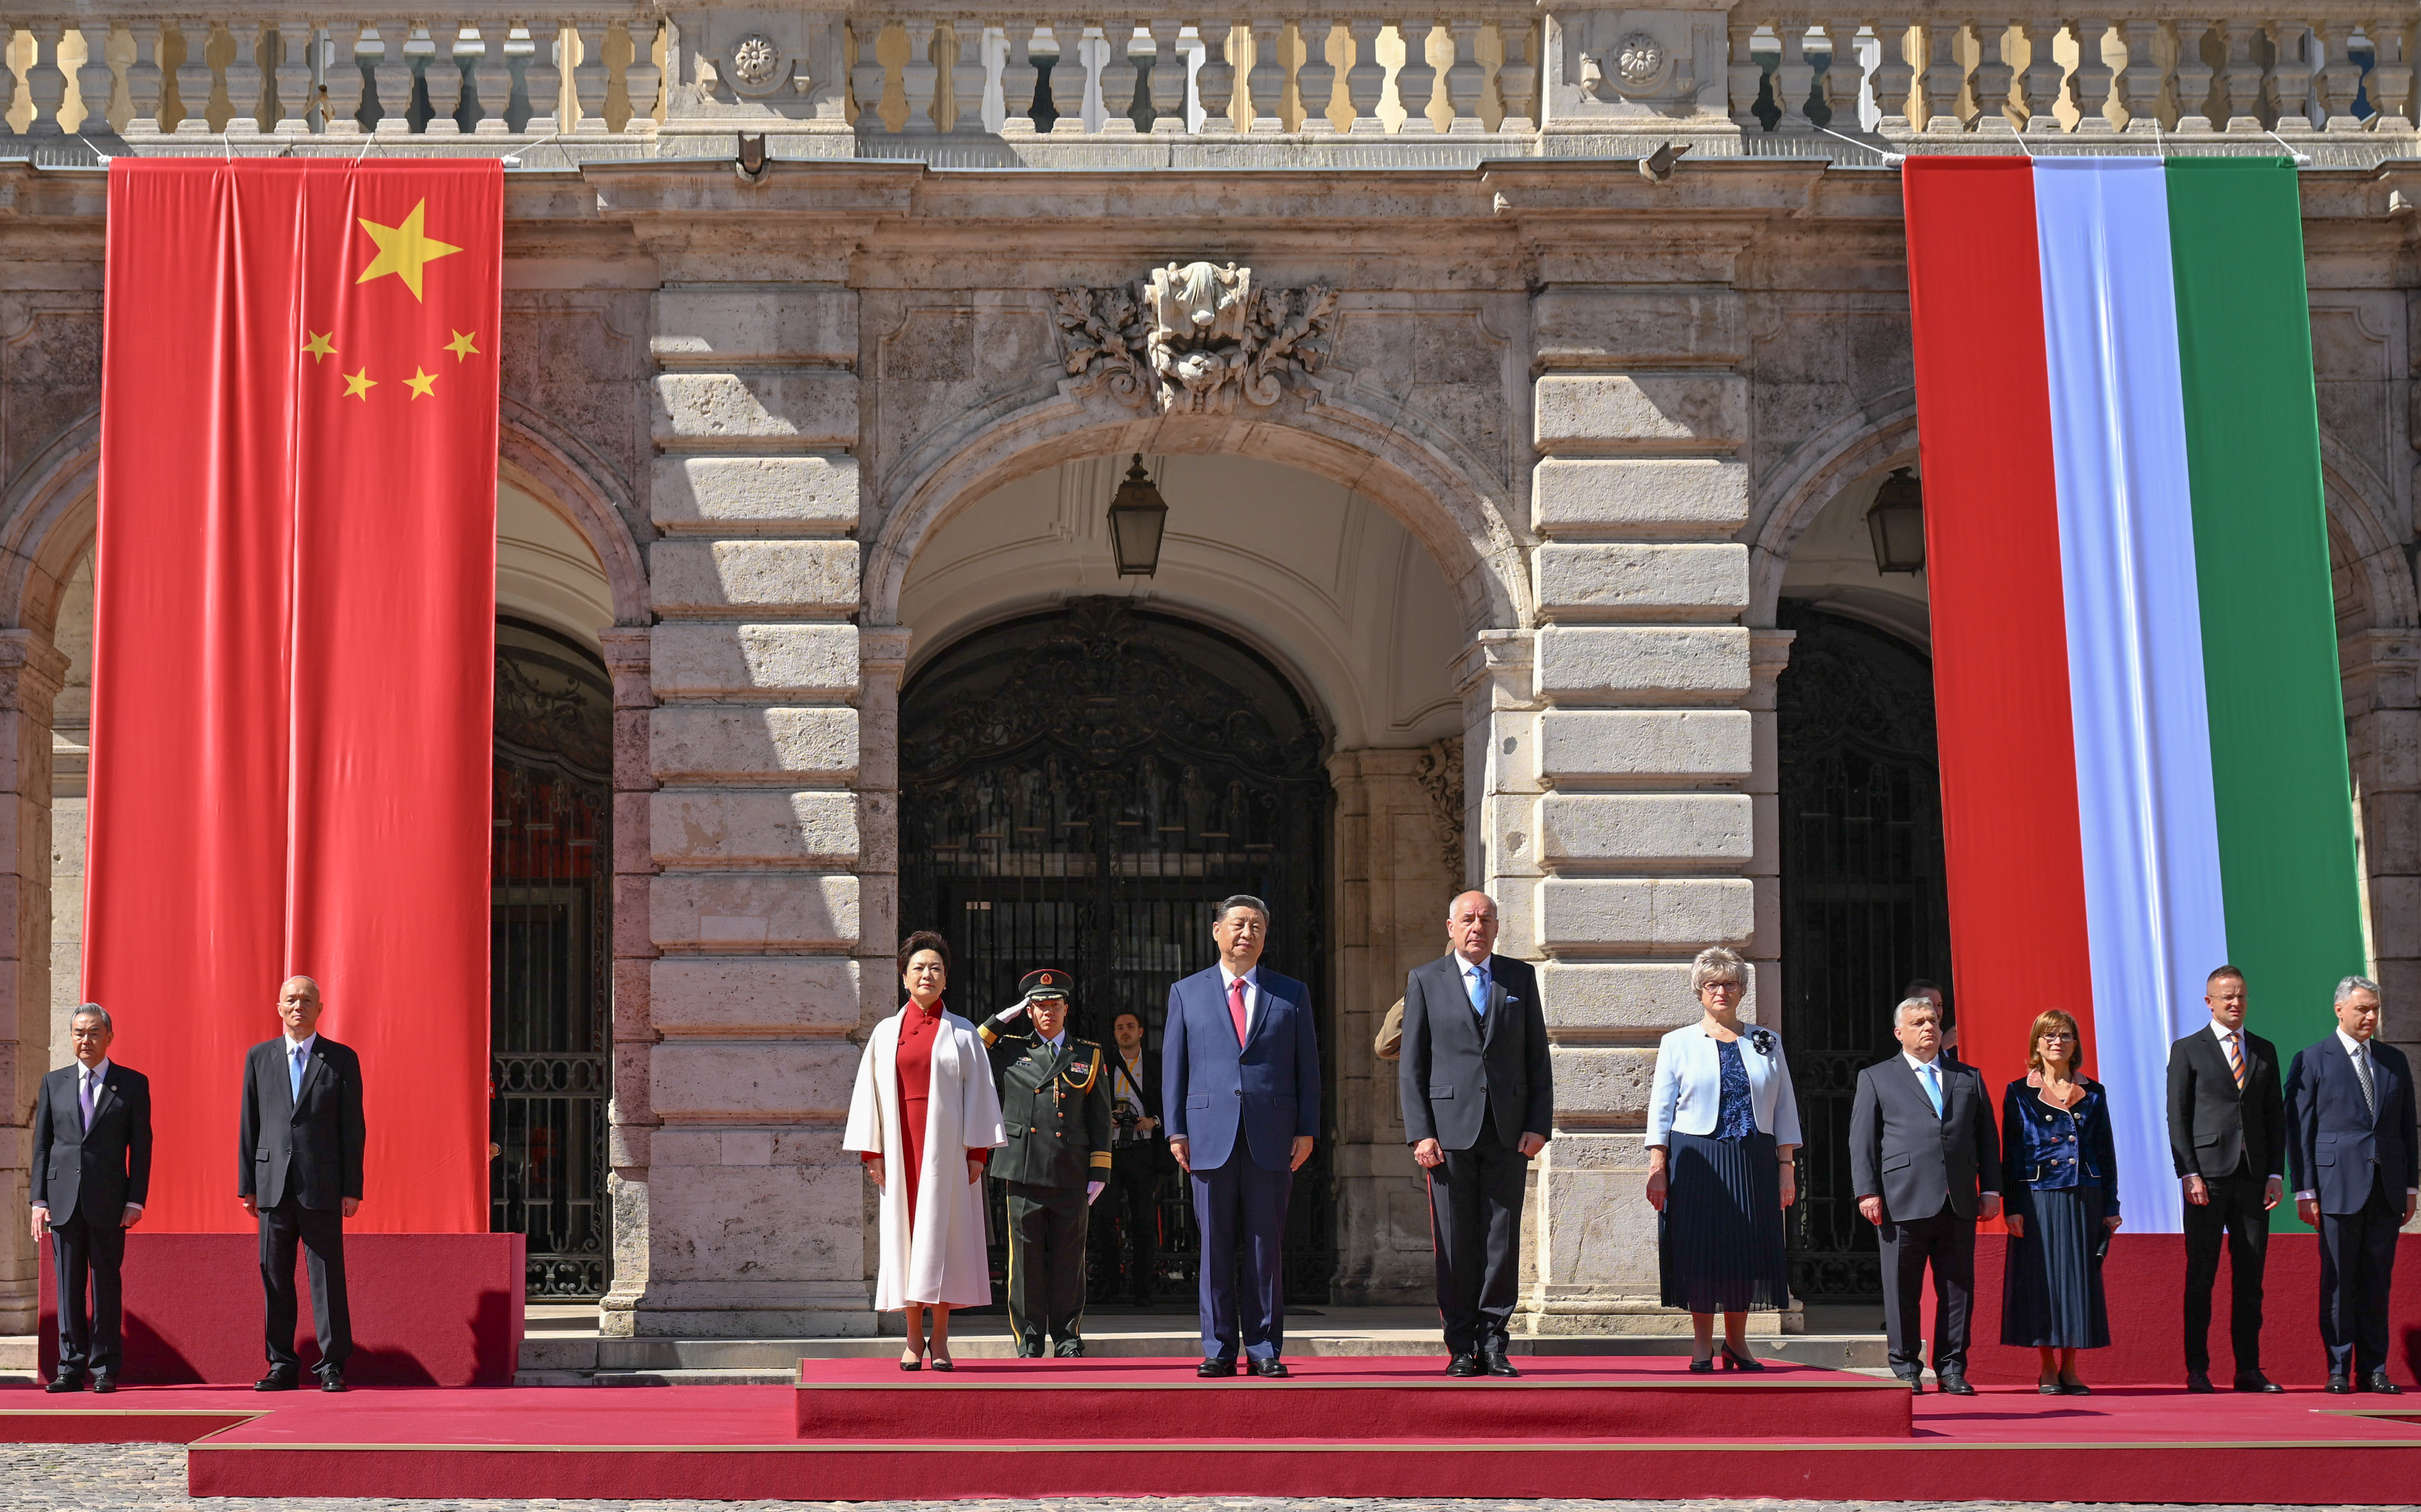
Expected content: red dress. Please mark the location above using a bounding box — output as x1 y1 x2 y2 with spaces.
862 1000 985 1237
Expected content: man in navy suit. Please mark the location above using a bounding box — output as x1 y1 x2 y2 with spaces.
1163 894 1320 1377
2285 974 2418 1394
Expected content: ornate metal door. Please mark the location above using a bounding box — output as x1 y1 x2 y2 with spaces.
1777 604 1953 1305
899 599 1335 1305
492 620 613 1300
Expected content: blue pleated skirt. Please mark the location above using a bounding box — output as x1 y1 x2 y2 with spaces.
2001 1182 2111 1349
1659 1130 1789 1313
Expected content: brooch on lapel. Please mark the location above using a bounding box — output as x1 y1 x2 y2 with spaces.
1748 1029 1775 1057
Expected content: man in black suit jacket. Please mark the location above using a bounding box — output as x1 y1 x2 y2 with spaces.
238 976 366 1392
1094 1008 1167 1304
1400 891 1553 1377
2285 975 2418 1394
2166 964 2287 1392
30 1004 151 1392
1849 995 2001 1394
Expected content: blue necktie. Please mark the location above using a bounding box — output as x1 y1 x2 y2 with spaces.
290 1044 307 1102
1920 1061 1944 1117
1467 964 1489 1019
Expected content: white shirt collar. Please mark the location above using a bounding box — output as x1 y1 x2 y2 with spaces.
1903 1049 1942 1073
2210 1019 2244 1044
1220 964 1259 991
1458 952 1493 976
286 1032 317 1058
78 1056 110 1082
2337 1027 2371 1058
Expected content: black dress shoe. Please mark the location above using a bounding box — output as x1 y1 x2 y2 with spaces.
1054 1342 1086 1358
1898 1375 1925 1394
2058 1380 2092 1396
1935 1372 1977 1396
88 1374 116 1395
44 1375 82 1394
1481 1351 1521 1378
1446 1353 1482 1377
2234 1373 2284 1394
1250 1358 1289 1378
2364 1370 2404 1395
1197 1358 1236 1378
2038 1380 2065 1395
2185 1371 2214 1393
316 1368 347 1394
1721 1345 1767 1373
2326 1373 2353 1394
255 1370 300 1392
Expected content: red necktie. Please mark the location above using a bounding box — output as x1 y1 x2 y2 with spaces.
1228 977 1249 1047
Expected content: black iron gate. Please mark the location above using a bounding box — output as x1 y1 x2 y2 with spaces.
492 618 613 1301
898 599 1335 1305
1777 603 1953 1305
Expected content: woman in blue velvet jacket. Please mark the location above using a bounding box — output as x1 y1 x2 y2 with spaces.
2000 1008 2123 1394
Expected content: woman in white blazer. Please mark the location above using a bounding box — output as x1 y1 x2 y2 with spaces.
843 931 1006 1370
1644 945 1802 1371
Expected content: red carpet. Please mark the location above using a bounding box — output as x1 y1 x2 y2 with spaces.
792 1355 1911 1440
7 1365 2421 1502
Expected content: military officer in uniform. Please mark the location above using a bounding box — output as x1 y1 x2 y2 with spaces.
978 968 1113 1357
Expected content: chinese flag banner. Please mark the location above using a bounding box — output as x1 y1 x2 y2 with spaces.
89 161 500 1233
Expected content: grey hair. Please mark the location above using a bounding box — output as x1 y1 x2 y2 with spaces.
1446 891 1500 923
70 1003 112 1032
1690 946 1748 994
1894 996 1943 1028
2335 974 2382 1006
1215 895 1270 926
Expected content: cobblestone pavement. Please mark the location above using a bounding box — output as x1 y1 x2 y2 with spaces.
0 1449 2367 1512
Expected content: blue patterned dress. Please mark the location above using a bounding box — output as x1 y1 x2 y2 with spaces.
1659 1039 1790 1313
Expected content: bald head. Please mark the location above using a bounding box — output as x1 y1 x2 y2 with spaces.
277 976 324 1042
1448 891 1499 965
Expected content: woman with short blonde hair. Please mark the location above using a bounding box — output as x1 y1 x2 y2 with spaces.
2000 1008 2122 1393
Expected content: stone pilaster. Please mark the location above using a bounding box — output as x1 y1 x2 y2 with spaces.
0 631 67 1333
1327 746 1463 1305
618 284 873 1337
598 625 660 1337
2344 628 2421 1069
1516 284 1779 1334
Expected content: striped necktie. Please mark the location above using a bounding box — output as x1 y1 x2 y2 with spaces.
2223 1031 2246 1091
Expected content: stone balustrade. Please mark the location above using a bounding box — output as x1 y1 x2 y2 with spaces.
3 6 2413 164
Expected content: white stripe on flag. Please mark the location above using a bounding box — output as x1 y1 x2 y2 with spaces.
2033 158 2228 1235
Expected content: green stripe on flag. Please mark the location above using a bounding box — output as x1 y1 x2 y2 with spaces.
2168 158 2367 1222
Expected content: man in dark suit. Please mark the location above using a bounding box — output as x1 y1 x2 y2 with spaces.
1163 894 1320 1378
238 975 365 1392
1849 995 2001 1394
978 969 1112 1356
2285 974 2418 1394
1094 1008 1167 1304
2167 964 2287 1392
29 1004 151 1392
1400 891 1552 1378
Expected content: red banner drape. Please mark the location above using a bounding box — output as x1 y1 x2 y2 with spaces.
90 161 499 1233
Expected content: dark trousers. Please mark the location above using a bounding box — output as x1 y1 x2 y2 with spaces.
1878 1203 1976 1378
49 1209 127 1377
2318 1173 2401 1376
1190 1151 1292 1362
2182 1165 2271 1375
259 1196 351 1372
1005 1180 1089 1356
1429 1119 1526 1357
1092 1148 1161 1300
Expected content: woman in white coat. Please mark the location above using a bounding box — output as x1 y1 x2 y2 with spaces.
843 931 1006 1370
1644 945 1801 1371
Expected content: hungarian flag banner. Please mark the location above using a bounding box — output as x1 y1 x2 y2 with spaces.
1904 156 2364 1234
89 161 500 1233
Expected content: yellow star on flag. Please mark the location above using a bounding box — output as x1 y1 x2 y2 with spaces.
303 331 335 362
354 200 463 301
404 367 438 400
343 367 376 400
445 330 479 361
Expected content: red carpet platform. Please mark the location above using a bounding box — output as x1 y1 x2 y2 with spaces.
37 1233 524 1387
8 1366 2421 1502
792 1355 1912 1440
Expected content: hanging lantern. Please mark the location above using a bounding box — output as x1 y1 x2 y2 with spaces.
1865 466 1925 575
1106 454 1170 577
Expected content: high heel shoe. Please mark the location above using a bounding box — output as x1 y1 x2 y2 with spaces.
898 1349 926 1373
2058 1378 2090 1395
1688 1354 1716 1373
1720 1345 1766 1372
2038 1379 2063 1395
929 1354 956 1372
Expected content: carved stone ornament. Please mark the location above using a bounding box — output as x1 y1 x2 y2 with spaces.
1055 261 1339 415
729 33 781 88
1415 736 1466 880
1614 32 1667 91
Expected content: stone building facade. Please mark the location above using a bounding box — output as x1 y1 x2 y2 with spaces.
3 3 2419 1337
